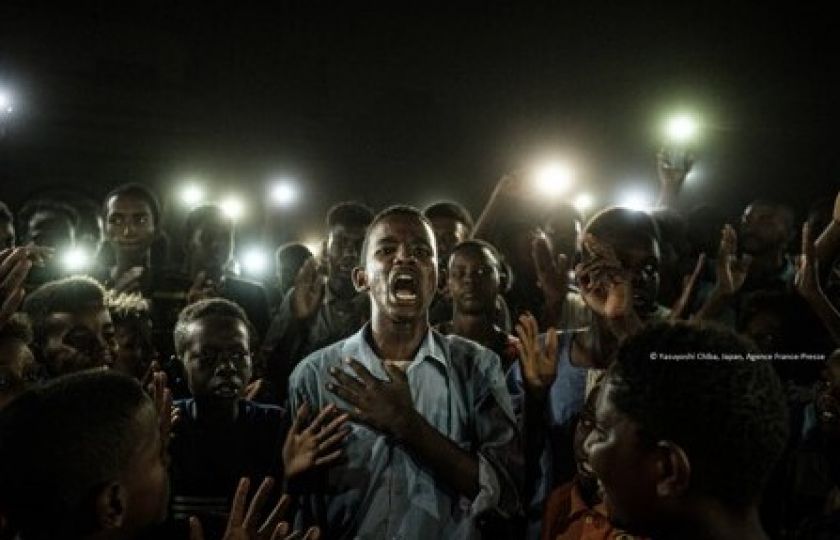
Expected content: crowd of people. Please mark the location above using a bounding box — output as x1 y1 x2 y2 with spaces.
0 155 838 540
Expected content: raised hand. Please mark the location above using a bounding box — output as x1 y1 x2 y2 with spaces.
514 313 558 400
189 477 320 540
657 148 694 189
283 402 349 479
187 271 221 305
669 253 706 320
291 258 327 320
0 247 35 328
715 225 751 295
532 235 569 306
147 370 173 453
575 234 633 319
326 358 416 440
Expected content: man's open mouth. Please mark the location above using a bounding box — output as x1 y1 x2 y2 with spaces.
389 270 419 304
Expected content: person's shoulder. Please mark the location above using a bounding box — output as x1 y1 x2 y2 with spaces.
290 337 350 378
435 331 502 373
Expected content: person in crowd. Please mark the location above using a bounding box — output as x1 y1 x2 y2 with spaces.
541 381 642 540
0 202 14 250
815 190 840 309
262 201 373 400
423 201 474 324
16 198 78 288
106 291 157 380
169 298 347 537
273 242 315 308
436 239 519 373
288 205 521 538
21 275 116 378
182 204 270 338
695 200 796 324
584 321 789 540
0 313 37 410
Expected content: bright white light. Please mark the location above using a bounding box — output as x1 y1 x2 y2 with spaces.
302 237 323 258
180 183 205 207
573 193 595 213
618 188 656 212
534 162 575 197
0 91 10 112
270 180 298 207
220 196 245 221
664 114 699 144
62 247 91 272
241 247 269 277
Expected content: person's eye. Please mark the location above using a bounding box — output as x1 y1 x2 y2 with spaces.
376 246 395 256
414 246 431 258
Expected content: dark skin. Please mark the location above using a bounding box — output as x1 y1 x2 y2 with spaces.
186 216 234 282
40 304 116 377
181 314 348 479
104 194 156 292
739 203 790 278
429 215 471 288
325 223 367 299
328 213 480 499
585 378 768 540
447 244 507 355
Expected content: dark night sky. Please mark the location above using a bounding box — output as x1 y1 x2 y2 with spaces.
1 3 838 242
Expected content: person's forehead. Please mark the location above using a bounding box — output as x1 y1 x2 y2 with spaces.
370 214 434 243
186 315 249 345
451 245 495 266
429 215 466 232
107 195 152 215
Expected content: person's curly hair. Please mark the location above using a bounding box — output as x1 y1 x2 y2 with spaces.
609 320 789 509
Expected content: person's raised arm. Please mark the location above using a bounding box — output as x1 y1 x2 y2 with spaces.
655 149 694 209
796 222 840 346
815 190 840 266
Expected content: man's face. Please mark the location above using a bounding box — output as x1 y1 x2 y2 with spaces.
0 339 37 410
188 218 233 276
0 220 14 250
358 214 438 324
41 305 115 377
119 401 170 532
326 224 367 286
740 204 789 255
28 210 74 249
584 378 662 535
448 246 500 316
105 195 156 259
182 315 252 400
429 216 470 270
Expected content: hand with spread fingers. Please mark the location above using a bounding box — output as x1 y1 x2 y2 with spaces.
326 358 416 440
0 247 36 328
656 148 694 190
575 234 633 319
189 477 320 540
291 258 327 320
514 313 558 401
715 224 751 296
283 402 350 479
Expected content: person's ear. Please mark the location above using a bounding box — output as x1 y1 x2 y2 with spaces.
654 440 691 498
94 482 127 531
352 267 369 292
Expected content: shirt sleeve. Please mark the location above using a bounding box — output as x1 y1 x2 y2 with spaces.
469 348 524 519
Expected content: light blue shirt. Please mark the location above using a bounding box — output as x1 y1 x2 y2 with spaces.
288 324 522 540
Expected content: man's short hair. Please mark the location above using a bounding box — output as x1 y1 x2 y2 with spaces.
610 321 789 509
326 201 374 230
449 239 503 272
103 183 162 228
0 313 34 346
360 205 436 262
275 242 313 270
0 370 150 539
173 297 254 357
423 202 475 234
17 199 80 238
585 206 660 248
22 276 106 346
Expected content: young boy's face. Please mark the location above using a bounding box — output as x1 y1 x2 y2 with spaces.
119 400 170 533
182 314 252 400
448 246 500 316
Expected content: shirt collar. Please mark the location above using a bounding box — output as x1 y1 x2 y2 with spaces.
340 322 447 378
